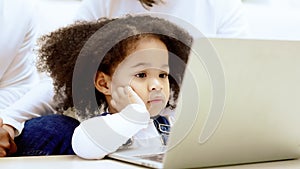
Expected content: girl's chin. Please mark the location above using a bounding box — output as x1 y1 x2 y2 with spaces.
150 112 161 118
148 106 166 117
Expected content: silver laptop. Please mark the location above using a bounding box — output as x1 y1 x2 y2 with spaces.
108 38 300 168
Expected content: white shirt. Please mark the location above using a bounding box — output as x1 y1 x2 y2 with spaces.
75 0 248 38
0 0 55 136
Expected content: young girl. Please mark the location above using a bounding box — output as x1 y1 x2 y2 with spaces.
37 15 192 159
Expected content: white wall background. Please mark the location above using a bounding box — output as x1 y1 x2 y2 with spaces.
243 0 300 40
36 0 300 40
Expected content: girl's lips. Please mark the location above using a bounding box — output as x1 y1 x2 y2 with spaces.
148 98 164 104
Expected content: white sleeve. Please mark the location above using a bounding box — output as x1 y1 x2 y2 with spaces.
72 104 150 159
0 0 55 136
214 0 249 38
0 0 39 110
0 74 56 136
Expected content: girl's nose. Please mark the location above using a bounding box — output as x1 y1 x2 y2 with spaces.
148 78 163 91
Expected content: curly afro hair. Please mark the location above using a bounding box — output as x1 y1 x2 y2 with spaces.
37 15 192 118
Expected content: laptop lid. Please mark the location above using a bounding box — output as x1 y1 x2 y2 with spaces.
162 38 300 168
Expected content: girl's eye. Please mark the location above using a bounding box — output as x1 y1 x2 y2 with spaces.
135 73 147 78
159 73 168 78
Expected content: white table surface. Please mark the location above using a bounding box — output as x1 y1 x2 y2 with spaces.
0 155 145 169
1 155 300 169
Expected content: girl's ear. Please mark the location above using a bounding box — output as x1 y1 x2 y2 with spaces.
94 72 112 95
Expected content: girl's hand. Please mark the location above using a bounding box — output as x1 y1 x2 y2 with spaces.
111 86 145 112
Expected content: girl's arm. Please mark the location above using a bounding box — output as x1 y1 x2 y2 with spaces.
72 104 149 159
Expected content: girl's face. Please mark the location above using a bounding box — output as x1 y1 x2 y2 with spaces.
110 37 170 117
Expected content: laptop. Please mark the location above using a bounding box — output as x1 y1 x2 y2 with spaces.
108 38 300 168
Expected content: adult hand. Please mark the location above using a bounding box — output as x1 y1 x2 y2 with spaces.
111 86 145 112
0 118 17 157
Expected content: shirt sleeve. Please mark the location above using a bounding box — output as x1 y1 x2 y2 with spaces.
0 0 55 136
0 0 39 110
72 104 150 159
0 74 56 136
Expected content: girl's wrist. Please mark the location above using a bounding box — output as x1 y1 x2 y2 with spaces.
119 104 150 125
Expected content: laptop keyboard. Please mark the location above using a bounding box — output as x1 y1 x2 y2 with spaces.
135 153 165 163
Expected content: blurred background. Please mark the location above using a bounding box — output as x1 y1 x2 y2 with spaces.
36 0 300 40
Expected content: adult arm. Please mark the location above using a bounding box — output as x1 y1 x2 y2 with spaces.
0 74 56 137
0 0 39 110
0 0 55 137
